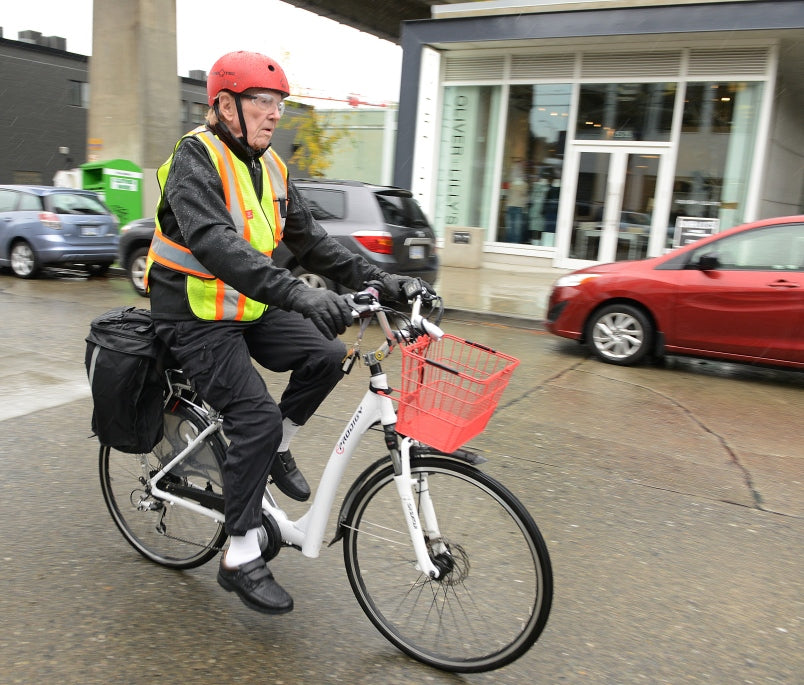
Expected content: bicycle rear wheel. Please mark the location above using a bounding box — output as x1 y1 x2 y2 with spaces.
342 455 552 672
99 401 228 569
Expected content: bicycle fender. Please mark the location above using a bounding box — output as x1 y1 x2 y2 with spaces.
327 446 486 547
425 445 488 466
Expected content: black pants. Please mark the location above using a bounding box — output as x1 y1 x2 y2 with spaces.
155 308 346 536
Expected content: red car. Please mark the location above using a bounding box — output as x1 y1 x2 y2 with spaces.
546 215 804 368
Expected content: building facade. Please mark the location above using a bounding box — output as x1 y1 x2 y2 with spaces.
393 0 804 269
0 33 91 186
0 32 308 192
313 108 398 185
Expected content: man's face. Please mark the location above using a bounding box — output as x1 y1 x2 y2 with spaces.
218 89 285 149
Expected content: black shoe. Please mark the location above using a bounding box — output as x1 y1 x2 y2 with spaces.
270 450 311 502
217 557 293 614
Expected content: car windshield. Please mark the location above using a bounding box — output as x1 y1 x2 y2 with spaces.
46 193 109 216
374 192 429 229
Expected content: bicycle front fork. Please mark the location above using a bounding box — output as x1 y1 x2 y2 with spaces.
392 437 444 579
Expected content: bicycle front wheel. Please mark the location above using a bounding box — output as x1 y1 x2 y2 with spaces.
99 401 228 569
342 456 552 673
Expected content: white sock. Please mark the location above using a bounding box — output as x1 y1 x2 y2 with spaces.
278 417 301 452
224 527 261 568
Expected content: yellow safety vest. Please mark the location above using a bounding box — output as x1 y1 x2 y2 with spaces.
146 126 288 321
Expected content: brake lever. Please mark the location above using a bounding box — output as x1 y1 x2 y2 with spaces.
346 287 381 320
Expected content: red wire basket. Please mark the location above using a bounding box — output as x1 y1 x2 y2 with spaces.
396 334 520 453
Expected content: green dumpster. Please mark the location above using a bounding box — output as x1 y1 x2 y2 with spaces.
80 159 143 226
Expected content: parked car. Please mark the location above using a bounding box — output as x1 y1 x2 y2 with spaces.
546 215 804 369
118 217 155 295
0 185 120 278
119 179 439 296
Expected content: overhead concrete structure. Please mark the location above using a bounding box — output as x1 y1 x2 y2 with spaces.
280 0 446 42
82 0 450 167
87 0 180 170
87 0 180 215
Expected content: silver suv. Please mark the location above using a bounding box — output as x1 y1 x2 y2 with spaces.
0 185 119 278
119 180 438 295
285 179 438 290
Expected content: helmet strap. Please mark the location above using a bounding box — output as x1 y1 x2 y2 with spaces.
234 94 250 149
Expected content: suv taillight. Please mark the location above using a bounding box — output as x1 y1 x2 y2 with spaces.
354 231 393 254
39 211 62 229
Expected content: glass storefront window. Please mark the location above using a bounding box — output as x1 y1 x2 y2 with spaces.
568 151 658 261
497 84 571 246
668 81 763 247
576 83 676 141
433 85 501 238
433 75 766 263
569 151 609 259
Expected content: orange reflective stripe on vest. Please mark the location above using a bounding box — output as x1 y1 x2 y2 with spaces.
146 126 288 320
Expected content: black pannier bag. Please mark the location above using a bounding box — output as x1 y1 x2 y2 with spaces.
85 306 168 453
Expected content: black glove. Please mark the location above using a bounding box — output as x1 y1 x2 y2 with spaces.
378 274 436 304
288 287 353 340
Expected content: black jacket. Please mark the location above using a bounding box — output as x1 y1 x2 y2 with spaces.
148 122 384 320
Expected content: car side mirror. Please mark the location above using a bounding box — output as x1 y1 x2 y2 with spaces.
697 253 721 271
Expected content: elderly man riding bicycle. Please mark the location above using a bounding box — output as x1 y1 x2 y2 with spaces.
145 50 432 614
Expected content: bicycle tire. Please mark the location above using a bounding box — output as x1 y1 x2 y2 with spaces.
342 455 552 672
99 400 228 569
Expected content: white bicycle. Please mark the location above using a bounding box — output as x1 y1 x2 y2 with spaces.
98 287 553 673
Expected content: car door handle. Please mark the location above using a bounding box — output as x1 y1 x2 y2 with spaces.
767 279 800 288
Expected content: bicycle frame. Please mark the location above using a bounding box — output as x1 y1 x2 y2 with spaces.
101 291 552 672
147 368 442 578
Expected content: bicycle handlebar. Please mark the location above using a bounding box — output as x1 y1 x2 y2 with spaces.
345 284 445 357
409 298 444 340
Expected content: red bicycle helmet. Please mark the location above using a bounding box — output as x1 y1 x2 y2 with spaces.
206 51 290 106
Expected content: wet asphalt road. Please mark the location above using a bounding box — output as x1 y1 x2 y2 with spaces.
0 269 802 684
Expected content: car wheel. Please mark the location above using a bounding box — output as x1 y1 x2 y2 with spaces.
10 240 39 279
127 246 150 297
291 266 332 290
586 303 653 366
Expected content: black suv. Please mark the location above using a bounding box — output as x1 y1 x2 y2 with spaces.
119 180 438 296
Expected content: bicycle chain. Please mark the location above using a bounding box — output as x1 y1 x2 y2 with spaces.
156 526 225 552
152 499 225 551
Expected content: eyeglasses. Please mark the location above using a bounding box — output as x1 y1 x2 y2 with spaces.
245 92 286 116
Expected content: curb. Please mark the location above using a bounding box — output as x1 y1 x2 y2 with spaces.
443 307 545 330
108 269 546 330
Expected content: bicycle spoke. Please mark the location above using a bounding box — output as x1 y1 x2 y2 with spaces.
343 456 552 672
99 403 228 569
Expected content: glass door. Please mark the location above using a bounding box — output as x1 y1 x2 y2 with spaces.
564 146 669 263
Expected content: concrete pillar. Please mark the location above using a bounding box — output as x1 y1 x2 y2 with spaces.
88 0 180 214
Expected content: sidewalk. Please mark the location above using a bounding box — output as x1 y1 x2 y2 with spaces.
433 262 567 328
108 261 565 327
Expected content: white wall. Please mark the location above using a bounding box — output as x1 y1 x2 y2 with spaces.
759 55 804 218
